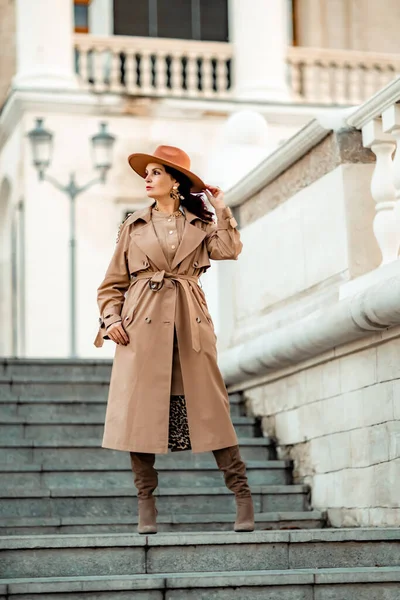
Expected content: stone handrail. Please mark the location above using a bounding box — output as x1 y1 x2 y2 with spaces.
286 46 400 105
73 33 233 99
220 270 400 387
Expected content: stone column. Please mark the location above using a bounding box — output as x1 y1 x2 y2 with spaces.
229 0 289 101
13 0 78 90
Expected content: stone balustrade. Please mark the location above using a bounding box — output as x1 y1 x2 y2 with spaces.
73 34 233 99
286 46 400 105
73 35 400 106
347 77 400 267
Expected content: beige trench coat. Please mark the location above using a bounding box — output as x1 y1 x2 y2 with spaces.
94 203 243 454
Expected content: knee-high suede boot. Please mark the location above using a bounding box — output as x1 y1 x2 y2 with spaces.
213 445 255 532
130 452 158 534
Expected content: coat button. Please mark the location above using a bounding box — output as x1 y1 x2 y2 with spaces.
150 282 157 289
145 317 151 323
193 261 199 267
125 316 130 321
196 317 201 323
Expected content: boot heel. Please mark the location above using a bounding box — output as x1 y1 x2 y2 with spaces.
234 496 255 532
137 497 158 534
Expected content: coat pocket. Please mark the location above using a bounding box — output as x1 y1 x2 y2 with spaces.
121 281 147 328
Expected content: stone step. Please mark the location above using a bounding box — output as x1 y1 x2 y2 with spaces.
0 358 113 382
0 510 326 535
0 390 244 416
0 415 258 440
0 460 291 488
1 529 399 579
0 437 274 466
0 485 310 518
2 566 399 599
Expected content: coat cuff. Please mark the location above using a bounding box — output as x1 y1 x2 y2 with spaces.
215 206 238 229
103 313 123 328
94 312 122 348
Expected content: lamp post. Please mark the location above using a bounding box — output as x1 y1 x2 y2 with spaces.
27 118 116 358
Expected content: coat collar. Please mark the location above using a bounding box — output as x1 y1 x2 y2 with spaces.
130 202 209 271
129 202 209 225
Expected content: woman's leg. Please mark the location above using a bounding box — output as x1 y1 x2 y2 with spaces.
213 445 255 532
130 452 158 534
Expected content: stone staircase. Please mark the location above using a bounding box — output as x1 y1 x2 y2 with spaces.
0 358 399 598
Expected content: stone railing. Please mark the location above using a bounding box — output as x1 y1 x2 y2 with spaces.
346 77 400 267
73 34 233 99
286 46 400 105
74 35 400 106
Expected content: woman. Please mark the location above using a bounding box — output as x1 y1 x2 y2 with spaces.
94 145 254 535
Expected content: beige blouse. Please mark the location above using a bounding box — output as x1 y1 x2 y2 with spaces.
150 205 186 267
151 205 186 395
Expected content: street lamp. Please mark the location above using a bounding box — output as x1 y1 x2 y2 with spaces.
27 118 116 358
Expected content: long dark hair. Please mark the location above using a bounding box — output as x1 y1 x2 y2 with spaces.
164 165 214 223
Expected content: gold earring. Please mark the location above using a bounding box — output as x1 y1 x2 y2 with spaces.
170 186 181 202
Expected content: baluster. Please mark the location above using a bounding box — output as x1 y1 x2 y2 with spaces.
333 62 347 105
124 52 138 94
154 51 167 96
379 66 393 90
382 105 400 259
363 118 397 266
93 48 106 93
316 61 331 104
170 51 183 96
216 56 227 98
186 53 198 97
364 66 379 98
109 47 123 93
302 61 317 103
288 60 303 102
140 49 152 95
201 53 213 98
348 66 362 104
77 46 89 90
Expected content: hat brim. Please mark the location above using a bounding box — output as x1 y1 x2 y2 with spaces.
128 153 206 193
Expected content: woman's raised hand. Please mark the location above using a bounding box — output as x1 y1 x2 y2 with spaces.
107 321 129 345
203 185 225 209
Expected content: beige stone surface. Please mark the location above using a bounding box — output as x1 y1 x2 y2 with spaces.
239 130 373 229
0 0 16 107
245 333 400 526
295 0 400 53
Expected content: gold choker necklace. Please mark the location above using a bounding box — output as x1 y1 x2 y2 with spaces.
153 204 182 217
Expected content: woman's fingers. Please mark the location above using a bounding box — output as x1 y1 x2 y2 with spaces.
107 322 129 345
204 184 222 197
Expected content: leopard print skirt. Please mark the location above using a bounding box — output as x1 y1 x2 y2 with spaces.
168 395 191 452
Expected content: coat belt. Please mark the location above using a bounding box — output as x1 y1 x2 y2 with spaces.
134 270 201 352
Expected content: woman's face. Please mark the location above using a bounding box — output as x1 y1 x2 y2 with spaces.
144 163 177 199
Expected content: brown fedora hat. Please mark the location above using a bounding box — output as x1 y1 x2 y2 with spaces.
128 145 206 193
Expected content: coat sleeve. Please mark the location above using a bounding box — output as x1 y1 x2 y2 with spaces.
205 206 243 260
94 220 131 347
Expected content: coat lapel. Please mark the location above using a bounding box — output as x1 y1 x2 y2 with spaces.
170 219 208 271
132 222 171 272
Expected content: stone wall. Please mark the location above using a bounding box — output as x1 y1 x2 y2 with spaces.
244 327 400 527
223 124 400 527
0 0 16 108
296 0 400 53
